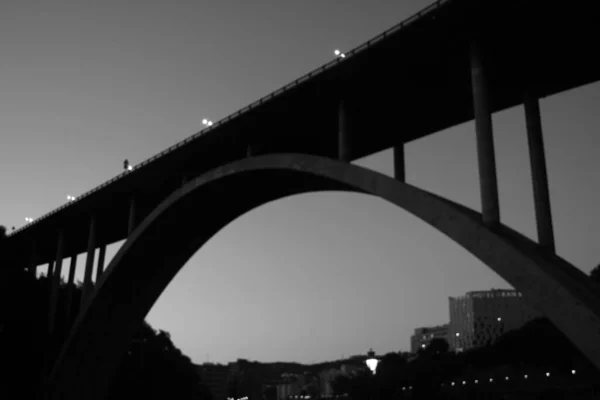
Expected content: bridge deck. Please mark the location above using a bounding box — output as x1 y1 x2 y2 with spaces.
3 0 600 266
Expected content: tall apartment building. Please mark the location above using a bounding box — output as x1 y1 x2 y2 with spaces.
448 289 541 352
410 324 449 353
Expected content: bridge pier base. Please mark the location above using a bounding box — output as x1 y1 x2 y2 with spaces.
81 217 96 309
470 41 500 226
48 231 64 335
524 91 555 252
393 144 406 182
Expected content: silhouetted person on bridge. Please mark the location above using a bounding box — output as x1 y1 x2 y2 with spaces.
123 159 130 171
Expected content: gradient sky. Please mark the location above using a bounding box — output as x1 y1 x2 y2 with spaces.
1 0 599 365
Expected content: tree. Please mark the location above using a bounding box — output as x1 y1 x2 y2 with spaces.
0 266 211 400
107 321 211 400
427 338 449 356
263 385 277 400
330 375 352 396
590 264 600 285
373 353 408 400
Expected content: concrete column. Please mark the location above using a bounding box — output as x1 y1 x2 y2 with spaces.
95 245 106 283
524 91 555 251
64 254 77 326
393 144 406 182
338 100 351 162
48 230 65 335
81 217 96 309
28 243 37 278
470 41 500 225
128 196 136 235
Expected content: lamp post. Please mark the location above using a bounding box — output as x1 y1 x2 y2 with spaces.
365 349 378 400
365 349 379 373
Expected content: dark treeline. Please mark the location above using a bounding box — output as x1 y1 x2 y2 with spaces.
0 263 212 400
332 321 600 400
330 266 600 400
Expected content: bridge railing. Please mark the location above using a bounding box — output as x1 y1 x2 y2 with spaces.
8 0 449 238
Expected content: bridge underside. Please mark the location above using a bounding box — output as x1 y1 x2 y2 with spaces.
46 154 600 400
4 0 600 266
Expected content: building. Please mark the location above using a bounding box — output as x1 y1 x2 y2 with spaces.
449 289 541 352
410 324 449 353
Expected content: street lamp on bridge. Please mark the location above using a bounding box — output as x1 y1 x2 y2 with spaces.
334 49 346 58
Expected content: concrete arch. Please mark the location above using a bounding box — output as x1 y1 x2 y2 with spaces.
45 153 600 399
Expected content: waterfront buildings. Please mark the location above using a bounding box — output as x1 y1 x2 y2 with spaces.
448 289 541 352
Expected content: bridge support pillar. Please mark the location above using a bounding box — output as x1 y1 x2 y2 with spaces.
470 41 500 226
128 196 136 235
64 255 77 326
393 144 406 182
48 230 64 335
81 217 96 309
47 261 54 280
95 245 106 282
28 243 37 277
524 91 555 252
338 100 351 162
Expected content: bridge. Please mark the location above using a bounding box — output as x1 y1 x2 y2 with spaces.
1 0 600 398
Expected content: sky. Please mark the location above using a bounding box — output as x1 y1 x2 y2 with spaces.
1 0 599 365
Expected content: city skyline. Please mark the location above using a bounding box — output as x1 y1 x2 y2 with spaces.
1 0 599 366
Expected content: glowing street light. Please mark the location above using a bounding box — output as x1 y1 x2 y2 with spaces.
66 195 76 201
202 118 213 127
24 217 33 223
572 369 576 375
546 372 550 378
333 49 346 58
365 348 379 373
123 159 133 171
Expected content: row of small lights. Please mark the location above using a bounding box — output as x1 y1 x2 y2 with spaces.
16 49 346 231
22 154 142 225
227 397 248 400
23 195 78 225
399 370 577 392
